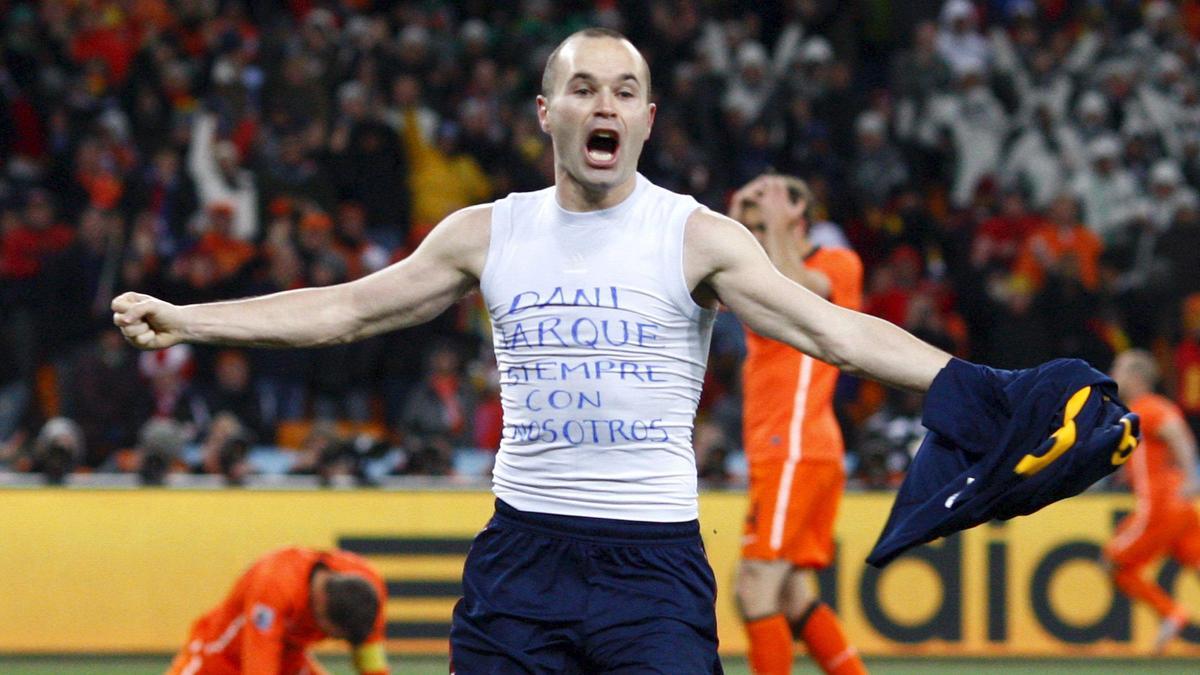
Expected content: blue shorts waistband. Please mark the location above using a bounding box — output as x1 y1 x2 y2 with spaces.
493 499 700 545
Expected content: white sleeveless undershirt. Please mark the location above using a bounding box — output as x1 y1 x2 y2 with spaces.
480 174 715 521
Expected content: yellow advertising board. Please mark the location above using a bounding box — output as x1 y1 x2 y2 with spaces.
2 488 1199 656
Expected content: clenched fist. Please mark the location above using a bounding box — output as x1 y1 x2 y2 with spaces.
111 292 188 350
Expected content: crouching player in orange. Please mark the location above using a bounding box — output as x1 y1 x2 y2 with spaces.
730 175 867 675
1105 349 1200 652
167 546 388 674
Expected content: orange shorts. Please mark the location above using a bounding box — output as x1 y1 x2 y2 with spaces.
1106 500 1200 570
741 459 844 567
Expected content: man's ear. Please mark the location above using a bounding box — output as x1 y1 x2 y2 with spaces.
537 95 551 134
646 102 656 138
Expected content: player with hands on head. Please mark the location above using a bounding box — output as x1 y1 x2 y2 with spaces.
730 174 867 675
166 546 388 675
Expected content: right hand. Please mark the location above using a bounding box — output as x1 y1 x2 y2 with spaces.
754 176 806 235
111 292 187 350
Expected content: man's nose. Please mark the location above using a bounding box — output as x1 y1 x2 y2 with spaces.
593 90 617 117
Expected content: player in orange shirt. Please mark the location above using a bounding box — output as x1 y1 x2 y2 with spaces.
166 546 389 675
1104 349 1200 652
730 175 867 675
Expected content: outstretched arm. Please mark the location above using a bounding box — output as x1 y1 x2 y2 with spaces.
685 208 950 391
112 205 491 350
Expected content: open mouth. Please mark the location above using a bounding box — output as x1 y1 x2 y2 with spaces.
585 129 620 166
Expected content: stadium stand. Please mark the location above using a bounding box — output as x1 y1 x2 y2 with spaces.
1 0 1199 488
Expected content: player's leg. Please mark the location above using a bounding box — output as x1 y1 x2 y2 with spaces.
579 515 722 674
735 559 794 675
782 569 865 675
782 461 865 675
450 500 587 674
1158 504 1200 649
737 459 796 675
1107 508 1188 650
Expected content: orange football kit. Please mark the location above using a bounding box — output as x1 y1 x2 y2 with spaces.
167 547 389 675
1106 394 1200 619
742 246 863 566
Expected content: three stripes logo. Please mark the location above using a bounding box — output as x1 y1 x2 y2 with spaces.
338 536 473 641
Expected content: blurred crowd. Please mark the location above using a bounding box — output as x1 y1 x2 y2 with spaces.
2 0 1200 488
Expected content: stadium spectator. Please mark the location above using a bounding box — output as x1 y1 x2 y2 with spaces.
1175 294 1200 441
892 21 951 149
694 418 733 488
1156 192 1200 296
855 388 925 489
166 546 388 675
1013 193 1103 291
187 112 258 242
1147 160 1200 231
191 411 252 486
1001 101 1080 211
397 342 475 476
937 58 1009 208
62 329 153 467
1072 135 1141 244
190 349 266 443
849 111 908 209
119 416 189 486
935 0 991 76
138 342 201 423
28 417 85 485
970 188 1042 273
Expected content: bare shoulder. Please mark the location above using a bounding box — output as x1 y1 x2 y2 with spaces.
420 203 494 279
682 206 762 288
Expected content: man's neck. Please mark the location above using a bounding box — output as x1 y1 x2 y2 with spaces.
555 171 637 212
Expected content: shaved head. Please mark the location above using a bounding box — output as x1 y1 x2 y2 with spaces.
541 28 652 100
1114 349 1159 387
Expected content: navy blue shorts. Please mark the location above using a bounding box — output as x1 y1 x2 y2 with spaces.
450 499 723 674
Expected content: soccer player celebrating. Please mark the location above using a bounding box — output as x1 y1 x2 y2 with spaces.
166 547 388 675
117 28 955 672
1105 349 1200 652
730 175 867 675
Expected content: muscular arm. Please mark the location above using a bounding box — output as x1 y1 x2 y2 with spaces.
685 208 950 391
113 206 491 349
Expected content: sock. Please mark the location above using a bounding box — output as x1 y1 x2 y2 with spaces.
1114 567 1181 618
795 603 867 675
746 614 793 675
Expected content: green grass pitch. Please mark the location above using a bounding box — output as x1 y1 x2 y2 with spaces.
2 655 1200 674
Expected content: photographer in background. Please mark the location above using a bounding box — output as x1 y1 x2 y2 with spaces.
191 412 252 486
30 417 85 485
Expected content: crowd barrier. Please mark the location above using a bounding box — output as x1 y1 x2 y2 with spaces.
2 488 1198 656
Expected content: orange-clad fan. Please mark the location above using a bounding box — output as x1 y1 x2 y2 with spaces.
167 547 388 675
729 175 866 675
1104 350 1200 653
